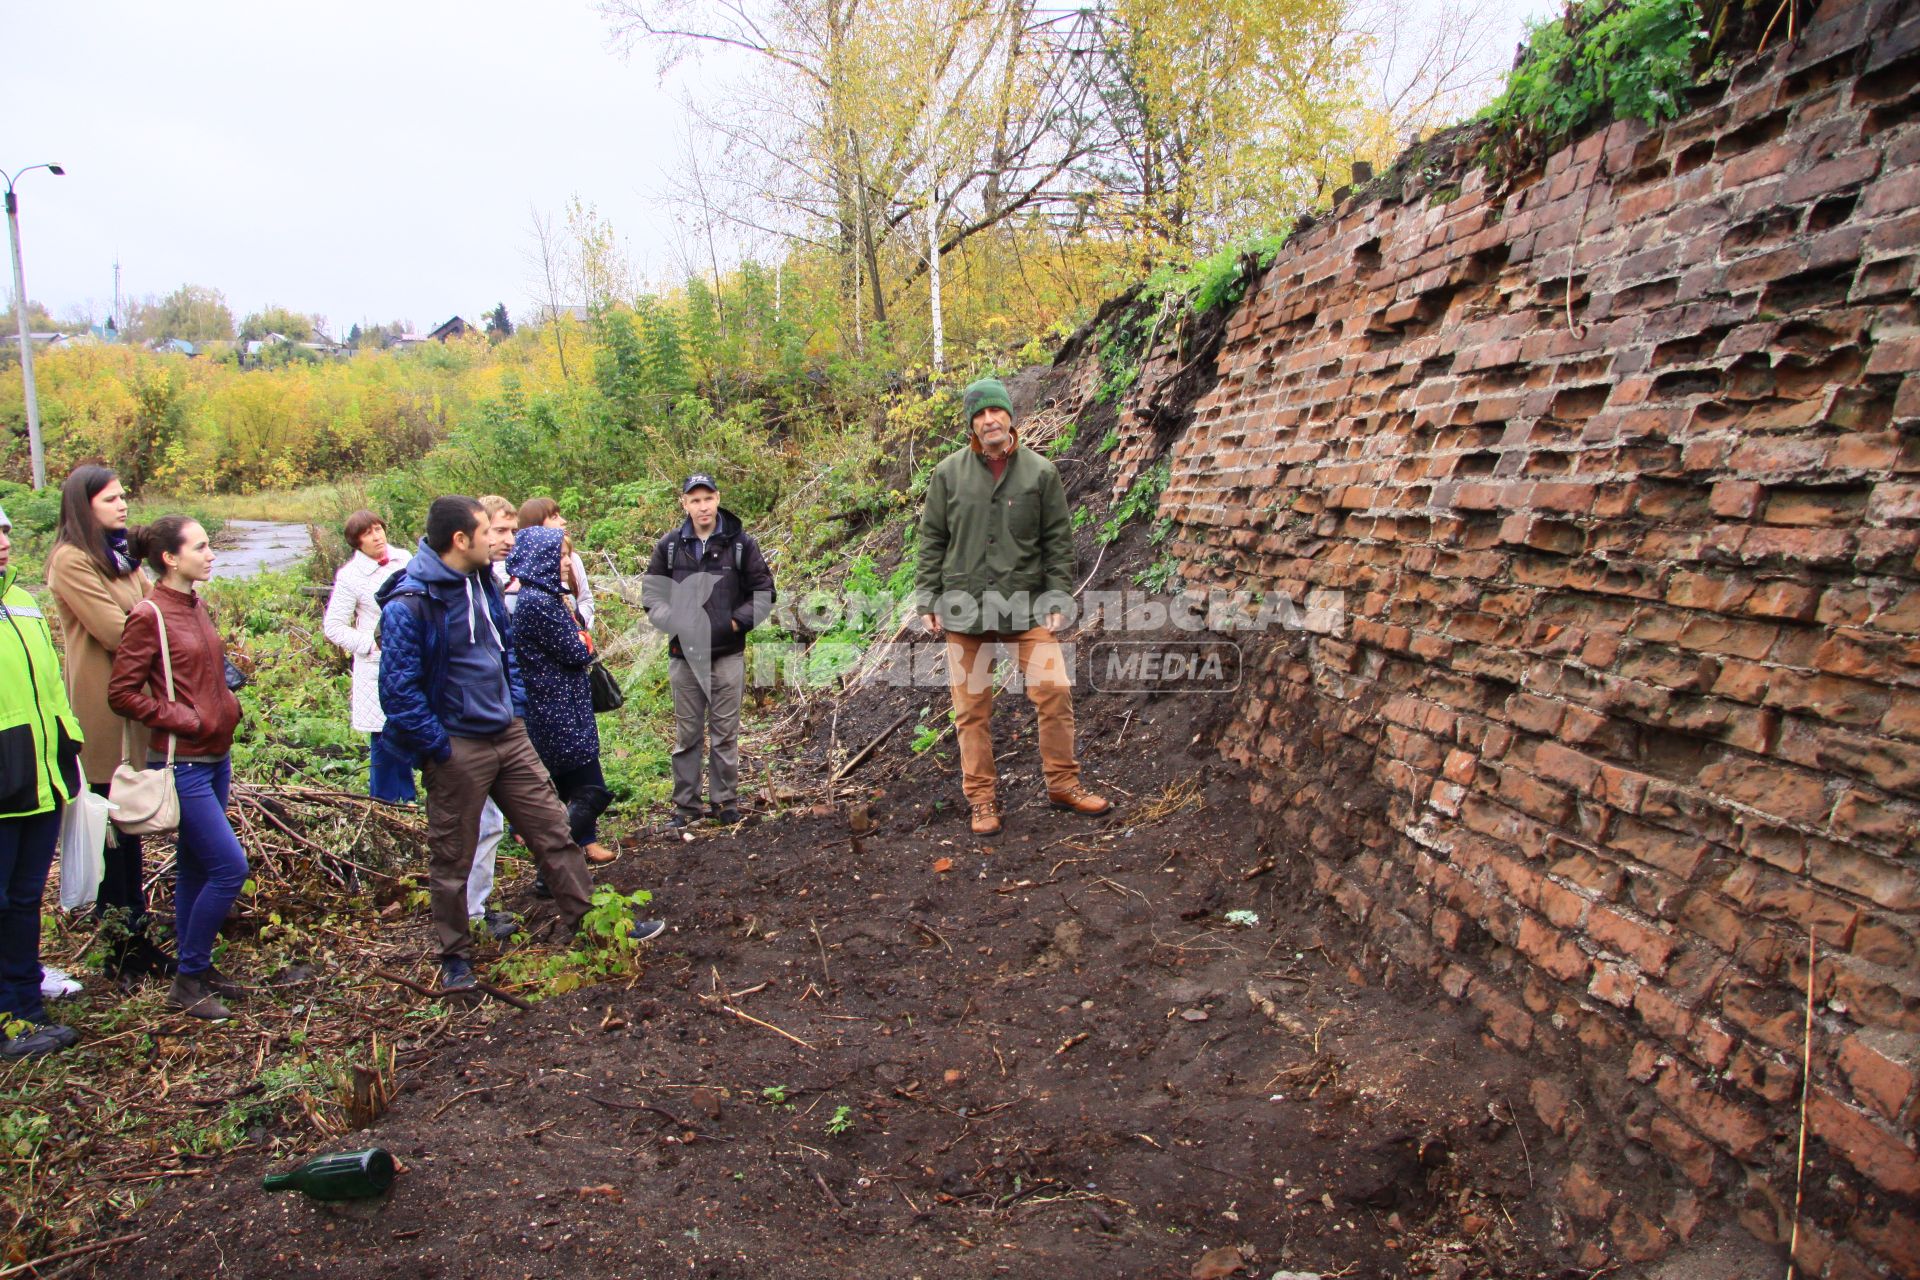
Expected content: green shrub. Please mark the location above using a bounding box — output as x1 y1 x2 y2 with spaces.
1483 0 1707 148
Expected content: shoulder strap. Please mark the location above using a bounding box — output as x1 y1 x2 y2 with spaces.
122 599 177 768
734 538 745 573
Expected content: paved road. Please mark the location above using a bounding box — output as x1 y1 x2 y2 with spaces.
211 520 312 580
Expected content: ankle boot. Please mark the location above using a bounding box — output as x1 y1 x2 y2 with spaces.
166 973 232 1021
566 785 614 846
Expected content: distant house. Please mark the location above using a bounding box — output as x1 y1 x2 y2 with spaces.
158 338 199 357
533 304 592 326
427 316 471 342
388 332 427 349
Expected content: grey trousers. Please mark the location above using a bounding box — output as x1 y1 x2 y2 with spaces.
670 651 745 814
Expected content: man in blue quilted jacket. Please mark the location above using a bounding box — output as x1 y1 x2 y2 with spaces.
378 496 665 991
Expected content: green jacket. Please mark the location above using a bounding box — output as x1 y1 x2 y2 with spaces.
0 566 83 819
914 442 1075 635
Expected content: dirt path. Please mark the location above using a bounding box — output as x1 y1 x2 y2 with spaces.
106 675 1568 1280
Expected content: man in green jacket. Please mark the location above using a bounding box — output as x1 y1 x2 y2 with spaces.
915 378 1112 836
0 503 86 1058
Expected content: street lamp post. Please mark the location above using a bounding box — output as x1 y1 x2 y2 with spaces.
4 163 65 490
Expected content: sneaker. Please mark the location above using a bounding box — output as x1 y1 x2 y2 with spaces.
668 811 696 830
970 799 1003 836
40 967 83 1001
166 973 232 1022
629 917 667 944
439 957 477 992
710 806 742 825
0 1022 77 1059
482 909 522 941
531 875 553 900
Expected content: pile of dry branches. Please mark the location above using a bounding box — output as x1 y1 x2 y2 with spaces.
2 786 521 1272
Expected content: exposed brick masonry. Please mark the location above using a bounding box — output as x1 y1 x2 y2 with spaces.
1077 0 1920 1273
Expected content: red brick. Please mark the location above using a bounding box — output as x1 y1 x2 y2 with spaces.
1648 1113 1716 1186
1589 905 1680 975
1836 1029 1919 1123
1607 816 1710 880
1609 1204 1670 1264
1563 1163 1614 1219
1656 1063 1772 1159
1851 1207 1920 1277
1518 915 1592 982
1709 479 1764 517
1530 1076 1576 1133
1809 1087 1920 1194
1807 842 1920 910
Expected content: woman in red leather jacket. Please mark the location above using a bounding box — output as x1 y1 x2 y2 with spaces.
107 516 247 1024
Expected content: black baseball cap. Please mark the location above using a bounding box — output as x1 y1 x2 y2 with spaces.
682 473 718 493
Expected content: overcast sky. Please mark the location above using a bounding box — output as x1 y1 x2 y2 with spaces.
9 0 1553 338
10 1 688 336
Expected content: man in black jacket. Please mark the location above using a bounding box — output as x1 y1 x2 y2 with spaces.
642 474 777 827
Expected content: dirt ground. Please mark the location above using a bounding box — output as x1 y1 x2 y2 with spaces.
86 369 1743 1280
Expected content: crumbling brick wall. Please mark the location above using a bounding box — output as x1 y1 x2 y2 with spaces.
1081 0 1920 1273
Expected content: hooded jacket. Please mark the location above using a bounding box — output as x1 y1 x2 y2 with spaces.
107 583 244 760
641 508 776 661
0 563 83 819
913 420 1075 635
505 527 599 773
376 538 523 765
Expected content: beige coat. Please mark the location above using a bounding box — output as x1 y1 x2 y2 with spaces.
46 542 152 784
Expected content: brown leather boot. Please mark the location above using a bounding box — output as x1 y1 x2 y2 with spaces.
970 799 1003 836
166 973 232 1022
1048 785 1113 816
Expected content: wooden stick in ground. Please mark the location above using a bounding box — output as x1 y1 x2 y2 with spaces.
701 995 816 1049
829 709 913 785
373 968 534 1013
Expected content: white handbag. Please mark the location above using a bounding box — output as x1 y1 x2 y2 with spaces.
107 600 181 836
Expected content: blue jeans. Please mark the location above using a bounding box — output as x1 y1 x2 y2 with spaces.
0 808 61 1025
369 734 416 804
171 759 248 977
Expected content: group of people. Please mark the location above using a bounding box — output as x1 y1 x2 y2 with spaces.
0 376 1110 1058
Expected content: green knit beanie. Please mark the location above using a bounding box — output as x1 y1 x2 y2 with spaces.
962 378 1014 429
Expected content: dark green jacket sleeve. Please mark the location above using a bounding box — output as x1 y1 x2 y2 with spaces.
914 465 950 615
1039 464 1074 600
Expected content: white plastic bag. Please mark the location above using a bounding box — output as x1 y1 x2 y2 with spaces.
57 790 113 912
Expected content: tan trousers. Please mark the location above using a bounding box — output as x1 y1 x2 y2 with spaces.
944 627 1079 806
423 721 592 960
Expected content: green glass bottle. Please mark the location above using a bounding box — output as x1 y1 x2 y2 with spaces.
261 1148 396 1200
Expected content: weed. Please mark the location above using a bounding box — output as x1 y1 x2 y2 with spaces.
1098 460 1171 546
1047 420 1079 456
1135 556 1181 593
1482 0 1707 162
492 885 657 999
825 1104 855 1136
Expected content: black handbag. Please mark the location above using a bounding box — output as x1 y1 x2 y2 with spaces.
224 658 249 692
588 660 624 714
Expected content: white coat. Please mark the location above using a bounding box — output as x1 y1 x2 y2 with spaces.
323 548 412 733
